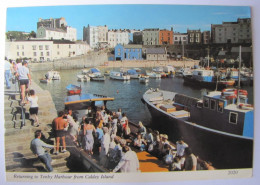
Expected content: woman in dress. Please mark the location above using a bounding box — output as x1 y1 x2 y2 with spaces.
27 89 39 127
83 118 96 156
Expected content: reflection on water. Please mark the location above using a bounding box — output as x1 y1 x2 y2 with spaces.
31 67 254 125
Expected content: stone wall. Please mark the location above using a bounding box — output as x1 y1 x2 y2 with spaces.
29 52 108 71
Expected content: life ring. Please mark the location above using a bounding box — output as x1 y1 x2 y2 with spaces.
239 103 253 110
222 88 237 95
238 89 248 96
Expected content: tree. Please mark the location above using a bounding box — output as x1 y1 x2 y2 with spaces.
29 31 36 38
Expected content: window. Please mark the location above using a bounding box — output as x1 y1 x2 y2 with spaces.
217 101 224 113
17 45 19 49
41 52 44 56
45 45 49 50
22 52 24 56
17 52 19 56
46 52 50 56
22 45 24 49
203 97 209 108
32 45 36 50
39 45 43 50
229 112 238 124
33 52 37 56
57 45 59 49
210 99 216 110
57 52 60 55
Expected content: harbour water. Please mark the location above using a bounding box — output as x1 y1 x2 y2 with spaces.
31 67 254 139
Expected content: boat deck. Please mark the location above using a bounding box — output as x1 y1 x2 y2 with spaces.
136 150 168 172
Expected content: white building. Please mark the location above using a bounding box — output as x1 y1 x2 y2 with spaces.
83 25 108 49
36 26 77 41
108 29 130 48
5 39 89 62
173 33 188 45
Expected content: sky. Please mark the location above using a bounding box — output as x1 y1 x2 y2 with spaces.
5 4 251 40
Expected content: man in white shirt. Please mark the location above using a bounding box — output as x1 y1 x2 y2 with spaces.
176 139 188 157
112 146 140 172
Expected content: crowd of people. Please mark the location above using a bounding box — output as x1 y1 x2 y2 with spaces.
50 105 214 173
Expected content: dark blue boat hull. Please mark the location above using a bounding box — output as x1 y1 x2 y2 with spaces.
145 101 253 169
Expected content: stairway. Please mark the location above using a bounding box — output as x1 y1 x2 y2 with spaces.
4 81 71 173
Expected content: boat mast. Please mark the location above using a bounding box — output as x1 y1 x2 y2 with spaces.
207 47 209 68
237 45 242 105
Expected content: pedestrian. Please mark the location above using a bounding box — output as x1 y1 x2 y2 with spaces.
30 130 54 172
176 138 188 157
54 111 68 154
27 89 39 127
4 57 12 89
138 121 146 138
65 109 79 143
184 147 197 171
99 127 110 167
16 60 31 104
112 145 140 173
83 118 96 156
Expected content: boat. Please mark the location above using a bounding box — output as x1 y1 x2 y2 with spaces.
152 67 167 78
109 71 130 81
127 69 141 79
133 68 141 72
139 75 149 83
104 70 110 76
163 65 175 77
39 78 51 83
175 67 193 77
82 68 102 77
45 70 61 80
146 72 161 79
90 75 105 82
142 88 253 169
77 75 90 82
66 84 82 95
64 93 171 172
183 69 235 90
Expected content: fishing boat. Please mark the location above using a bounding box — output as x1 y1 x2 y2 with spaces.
45 70 61 80
142 87 253 169
109 71 130 81
66 84 82 95
183 69 235 90
64 93 170 172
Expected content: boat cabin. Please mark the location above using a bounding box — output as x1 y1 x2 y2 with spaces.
192 69 214 82
190 90 254 138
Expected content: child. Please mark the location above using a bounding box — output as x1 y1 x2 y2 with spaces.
27 89 39 127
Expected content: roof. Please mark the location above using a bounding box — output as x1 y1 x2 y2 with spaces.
124 44 142 49
146 48 166 54
53 40 76 44
231 47 252 53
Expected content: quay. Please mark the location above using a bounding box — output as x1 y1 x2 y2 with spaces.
4 81 71 173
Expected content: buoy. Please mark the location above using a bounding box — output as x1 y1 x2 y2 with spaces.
117 90 119 94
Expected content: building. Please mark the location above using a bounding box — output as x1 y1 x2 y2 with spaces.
83 25 109 49
159 29 173 45
187 29 202 44
114 44 142 61
202 31 211 44
107 29 130 48
173 33 188 45
36 26 77 41
211 18 252 44
142 28 159 45
5 39 89 62
83 25 99 49
133 31 143 44
37 17 67 29
145 47 167 61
